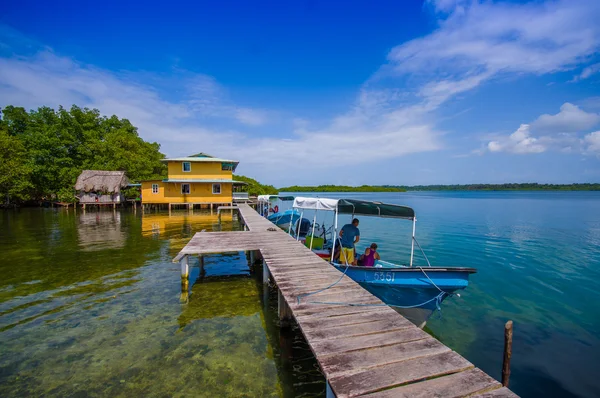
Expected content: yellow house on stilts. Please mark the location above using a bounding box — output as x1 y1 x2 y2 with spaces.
141 153 245 211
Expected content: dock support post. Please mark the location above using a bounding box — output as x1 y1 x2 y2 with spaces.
198 255 206 277
180 254 189 279
249 250 255 266
180 255 189 303
502 320 513 387
278 289 293 327
262 260 269 285
262 260 270 308
326 381 335 398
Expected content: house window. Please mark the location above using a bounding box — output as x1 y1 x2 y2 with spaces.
221 163 233 171
152 184 159 194
212 184 221 194
181 183 190 194
182 162 191 172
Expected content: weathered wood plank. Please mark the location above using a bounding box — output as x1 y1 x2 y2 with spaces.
299 317 413 342
300 310 406 330
309 328 429 356
293 303 389 319
471 387 519 397
363 368 501 398
328 351 474 398
320 337 450 378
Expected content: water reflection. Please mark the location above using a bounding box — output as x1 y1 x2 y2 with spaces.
141 211 234 238
0 208 324 397
78 211 125 251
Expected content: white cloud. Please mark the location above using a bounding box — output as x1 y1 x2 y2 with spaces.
585 131 600 153
234 108 266 126
488 124 547 154
532 103 600 133
571 62 600 82
387 0 600 96
426 0 468 14
485 103 600 155
0 49 441 182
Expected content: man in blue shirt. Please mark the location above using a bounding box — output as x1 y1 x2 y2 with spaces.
339 218 360 265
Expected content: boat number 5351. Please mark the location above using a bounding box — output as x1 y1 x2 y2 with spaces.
373 272 394 282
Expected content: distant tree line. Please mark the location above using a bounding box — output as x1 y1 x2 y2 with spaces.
278 185 406 192
1 105 166 204
393 183 600 191
233 174 278 196
278 183 600 193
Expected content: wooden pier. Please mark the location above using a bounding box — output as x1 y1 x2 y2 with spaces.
174 204 518 398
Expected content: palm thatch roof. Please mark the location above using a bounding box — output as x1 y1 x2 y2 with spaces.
75 170 130 193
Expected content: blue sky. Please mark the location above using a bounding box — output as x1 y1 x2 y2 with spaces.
1 0 600 186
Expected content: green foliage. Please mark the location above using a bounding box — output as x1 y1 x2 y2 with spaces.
0 126 33 204
395 183 600 191
0 105 167 204
233 175 278 196
278 185 406 192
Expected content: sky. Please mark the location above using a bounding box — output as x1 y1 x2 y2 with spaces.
1 0 600 187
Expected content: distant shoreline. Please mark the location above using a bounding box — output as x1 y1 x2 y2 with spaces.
278 183 600 192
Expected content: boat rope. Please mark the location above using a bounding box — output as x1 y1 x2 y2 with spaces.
412 236 432 267
307 291 447 310
296 251 352 305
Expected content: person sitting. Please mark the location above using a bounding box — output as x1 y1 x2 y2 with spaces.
339 218 360 265
358 243 380 267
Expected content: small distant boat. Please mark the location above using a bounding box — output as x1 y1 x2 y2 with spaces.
257 195 312 233
267 208 301 230
292 197 476 327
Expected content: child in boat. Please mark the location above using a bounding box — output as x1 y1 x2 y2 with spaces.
358 243 380 267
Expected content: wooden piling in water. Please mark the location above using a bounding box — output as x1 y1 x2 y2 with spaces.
502 320 513 387
278 289 293 327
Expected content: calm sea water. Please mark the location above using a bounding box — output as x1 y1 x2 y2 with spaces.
284 191 600 398
0 210 323 397
1 191 599 397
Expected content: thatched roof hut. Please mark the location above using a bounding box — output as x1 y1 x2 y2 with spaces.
75 170 130 193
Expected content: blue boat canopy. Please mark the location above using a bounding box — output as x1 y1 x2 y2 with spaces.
293 197 415 220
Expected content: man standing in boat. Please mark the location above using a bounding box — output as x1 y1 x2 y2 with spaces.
339 218 360 265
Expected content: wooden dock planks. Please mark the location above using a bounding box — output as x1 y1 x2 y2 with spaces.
174 204 518 398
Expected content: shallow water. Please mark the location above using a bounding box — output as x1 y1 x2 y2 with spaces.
1 191 599 397
284 191 600 398
0 210 324 397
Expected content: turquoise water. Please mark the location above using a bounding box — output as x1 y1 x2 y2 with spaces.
1 191 599 397
0 210 323 397
287 191 600 398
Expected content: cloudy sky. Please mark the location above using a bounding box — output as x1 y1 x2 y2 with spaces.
1 0 600 186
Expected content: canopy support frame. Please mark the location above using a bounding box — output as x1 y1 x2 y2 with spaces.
410 217 416 267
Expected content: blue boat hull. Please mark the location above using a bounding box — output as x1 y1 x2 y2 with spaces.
331 263 476 326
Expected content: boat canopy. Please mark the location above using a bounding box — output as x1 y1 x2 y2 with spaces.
293 197 415 220
257 195 295 202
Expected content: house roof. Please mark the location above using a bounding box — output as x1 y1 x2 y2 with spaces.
162 153 239 164
75 170 130 193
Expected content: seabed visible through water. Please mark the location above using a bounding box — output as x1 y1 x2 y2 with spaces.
0 209 324 397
